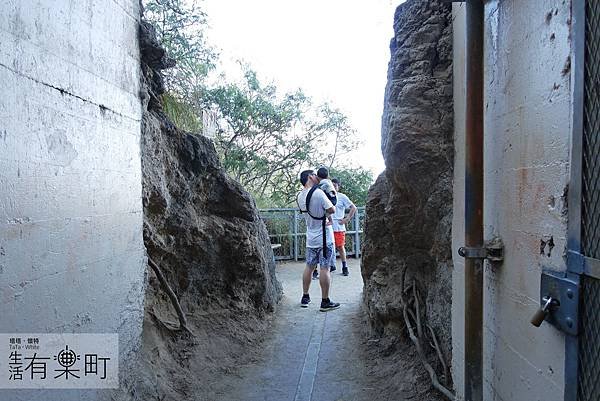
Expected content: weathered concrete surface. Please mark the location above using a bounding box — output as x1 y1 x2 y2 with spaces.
451 2 571 400
0 1 145 400
132 20 282 400
362 0 453 395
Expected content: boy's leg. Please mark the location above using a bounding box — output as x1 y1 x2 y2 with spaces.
338 243 347 262
335 232 349 275
331 232 342 272
339 245 348 274
330 241 337 272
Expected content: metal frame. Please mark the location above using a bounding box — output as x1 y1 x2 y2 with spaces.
567 251 600 280
539 270 580 336
565 1 586 400
568 0 585 259
463 1 485 400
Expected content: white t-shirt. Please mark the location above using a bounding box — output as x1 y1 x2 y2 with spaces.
297 187 334 248
318 179 336 199
332 192 354 232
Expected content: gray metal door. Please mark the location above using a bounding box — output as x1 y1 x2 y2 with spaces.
569 2 600 400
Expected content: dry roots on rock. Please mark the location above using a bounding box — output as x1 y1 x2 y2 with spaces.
148 257 194 335
398 266 455 400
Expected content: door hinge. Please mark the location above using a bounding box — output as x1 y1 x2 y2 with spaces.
458 237 504 263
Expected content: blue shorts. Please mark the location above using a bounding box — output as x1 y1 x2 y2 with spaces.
306 245 335 268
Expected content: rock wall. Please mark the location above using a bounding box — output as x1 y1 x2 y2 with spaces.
133 21 282 400
362 0 453 381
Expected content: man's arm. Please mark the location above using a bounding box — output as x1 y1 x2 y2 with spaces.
338 194 356 224
342 204 357 224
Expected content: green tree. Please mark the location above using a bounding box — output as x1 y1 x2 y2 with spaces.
161 93 203 132
205 65 360 206
143 0 217 124
312 103 360 169
143 1 366 207
329 166 374 206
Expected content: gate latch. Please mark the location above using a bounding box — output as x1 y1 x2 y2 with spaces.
530 270 579 336
458 237 504 263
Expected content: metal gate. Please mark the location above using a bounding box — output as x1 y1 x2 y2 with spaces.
568 1 600 400
259 207 365 261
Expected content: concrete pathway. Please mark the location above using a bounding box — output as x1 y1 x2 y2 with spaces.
220 258 373 401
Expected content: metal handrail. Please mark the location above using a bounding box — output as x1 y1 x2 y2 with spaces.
258 206 365 261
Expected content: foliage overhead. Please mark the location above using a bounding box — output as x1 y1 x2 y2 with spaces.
328 167 374 206
143 0 373 207
143 0 217 109
204 65 362 206
161 93 202 133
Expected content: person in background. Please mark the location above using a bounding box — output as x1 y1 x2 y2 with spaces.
330 178 357 276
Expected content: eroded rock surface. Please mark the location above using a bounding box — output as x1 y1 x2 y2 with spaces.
362 0 453 390
134 20 282 400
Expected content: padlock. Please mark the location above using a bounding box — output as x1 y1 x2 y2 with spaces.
530 296 558 327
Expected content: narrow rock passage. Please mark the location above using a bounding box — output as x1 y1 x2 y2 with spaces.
214 259 376 401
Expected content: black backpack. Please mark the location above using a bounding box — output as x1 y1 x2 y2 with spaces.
298 186 336 258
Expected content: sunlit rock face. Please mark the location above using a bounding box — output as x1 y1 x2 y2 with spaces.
139 20 281 320
362 0 453 370
134 21 282 400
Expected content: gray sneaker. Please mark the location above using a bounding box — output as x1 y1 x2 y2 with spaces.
320 299 341 312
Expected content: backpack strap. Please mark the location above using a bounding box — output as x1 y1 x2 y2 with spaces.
304 186 323 219
298 186 325 219
300 186 329 258
308 187 329 259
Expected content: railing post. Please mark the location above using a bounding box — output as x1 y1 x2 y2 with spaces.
287 212 293 260
354 210 360 258
293 209 299 261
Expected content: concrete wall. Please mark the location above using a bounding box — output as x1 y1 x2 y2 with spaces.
0 0 145 400
452 1 572 400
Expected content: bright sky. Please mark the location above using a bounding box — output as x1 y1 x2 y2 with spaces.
201 0 403 177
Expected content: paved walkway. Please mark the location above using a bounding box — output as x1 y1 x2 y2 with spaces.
220 258 373 401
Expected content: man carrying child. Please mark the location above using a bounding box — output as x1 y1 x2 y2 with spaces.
296 169 341 312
